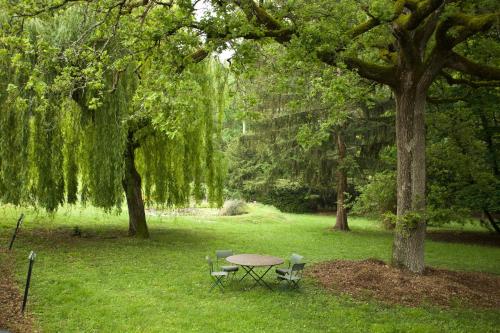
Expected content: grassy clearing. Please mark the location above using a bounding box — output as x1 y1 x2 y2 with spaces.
0 204 499 332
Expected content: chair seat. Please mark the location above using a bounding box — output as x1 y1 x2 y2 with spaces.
211 271 228 277
276 267 291 275
277 274 301 281
221 265 239 272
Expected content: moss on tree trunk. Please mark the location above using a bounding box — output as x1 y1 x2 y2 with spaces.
391 83 426 273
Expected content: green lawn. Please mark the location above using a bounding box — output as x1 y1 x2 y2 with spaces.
1 204 499 332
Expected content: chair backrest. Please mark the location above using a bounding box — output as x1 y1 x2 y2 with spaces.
216 250 233 259
206 256 214 273
290 253 304 265
290 263 306 277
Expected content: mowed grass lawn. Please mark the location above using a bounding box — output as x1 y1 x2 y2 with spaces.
1 204 499 332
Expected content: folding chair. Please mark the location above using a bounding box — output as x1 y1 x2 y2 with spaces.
277 263 306 289
206 256 228 291
276 253 303 276
216 250 239 276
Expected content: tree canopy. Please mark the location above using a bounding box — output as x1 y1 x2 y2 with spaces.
0 1 227 237
0 0 498 272
204 0 500 273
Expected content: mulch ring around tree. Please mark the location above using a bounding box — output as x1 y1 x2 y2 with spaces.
0 249 34 333
308 258 500 309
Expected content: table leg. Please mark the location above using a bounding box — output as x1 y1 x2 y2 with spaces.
240 266 264 283
239 265 255 282
249 265 274 291
238 265 276 291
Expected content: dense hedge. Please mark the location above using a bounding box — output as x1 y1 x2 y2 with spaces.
237 179 336 213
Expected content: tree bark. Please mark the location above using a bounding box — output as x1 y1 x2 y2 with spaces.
391 82 427 273
122 131 149 238
484 210 500 234
334 131 349 231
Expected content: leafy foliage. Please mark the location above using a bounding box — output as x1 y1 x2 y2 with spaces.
0 3 227 214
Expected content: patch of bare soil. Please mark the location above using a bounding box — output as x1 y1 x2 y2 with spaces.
427 231 500 247
308 258 500 309
0 249 34 333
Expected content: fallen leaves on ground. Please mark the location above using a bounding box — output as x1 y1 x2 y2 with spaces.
308 258 500 309
0 249 34 333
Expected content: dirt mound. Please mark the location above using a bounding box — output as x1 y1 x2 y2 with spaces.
0 249 34 333
308 258 500 309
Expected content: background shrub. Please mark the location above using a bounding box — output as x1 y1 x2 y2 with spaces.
220 200 248 216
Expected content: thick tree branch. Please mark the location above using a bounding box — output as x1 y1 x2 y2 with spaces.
207 1 293 43
392 1 445 69
176 49 209 73
350 17 381 38
344 58 397 87
392 25 421 68
427 95 469 104
446 52 500 81
439 71 500 88
395 0 444 31
435 13 499 50
203 21 293 42
233 0 283 31
413 5 443 53
317 50 396 87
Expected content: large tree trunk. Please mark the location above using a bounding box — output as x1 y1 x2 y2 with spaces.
122 132 149 238
334 131 349 231
391 83 426 273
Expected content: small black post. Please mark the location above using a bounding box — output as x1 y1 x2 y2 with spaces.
21 251 36 313
8 213 25 250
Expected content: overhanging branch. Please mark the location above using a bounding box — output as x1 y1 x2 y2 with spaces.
439 71 500 88
446 52 500 81
176 49 209 73
395 0 444 31
413 5 443 52
350 17 381 38
233 0 284 31
344 57 397 87
435 13 499 49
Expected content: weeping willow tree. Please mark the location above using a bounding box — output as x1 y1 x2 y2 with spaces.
0 5 226 238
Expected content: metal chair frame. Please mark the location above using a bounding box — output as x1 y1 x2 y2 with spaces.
215 249 239 277
276 253 303 276
206 256 228 291
277 263 306 289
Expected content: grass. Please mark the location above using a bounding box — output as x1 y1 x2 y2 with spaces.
0 203 499 332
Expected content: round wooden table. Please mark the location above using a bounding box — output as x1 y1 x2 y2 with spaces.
226 254 284 290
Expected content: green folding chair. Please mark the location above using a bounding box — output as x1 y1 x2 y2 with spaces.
206 256 228 291
276 253 303 276
277 263 306 289
216 250 239 276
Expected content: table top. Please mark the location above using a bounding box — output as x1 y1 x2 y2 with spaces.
226 254 284 267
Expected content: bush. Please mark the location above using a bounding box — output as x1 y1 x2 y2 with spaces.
265 179 320 213
220 200 248 216
352 171 396 229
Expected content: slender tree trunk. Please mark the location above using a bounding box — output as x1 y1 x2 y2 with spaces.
334 131 349 231
478 112 499 176
391 83 426 273
484 210 500 234
122 132 149 238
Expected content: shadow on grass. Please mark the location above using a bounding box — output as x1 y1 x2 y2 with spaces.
427 231 500 248
2 225 219 252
